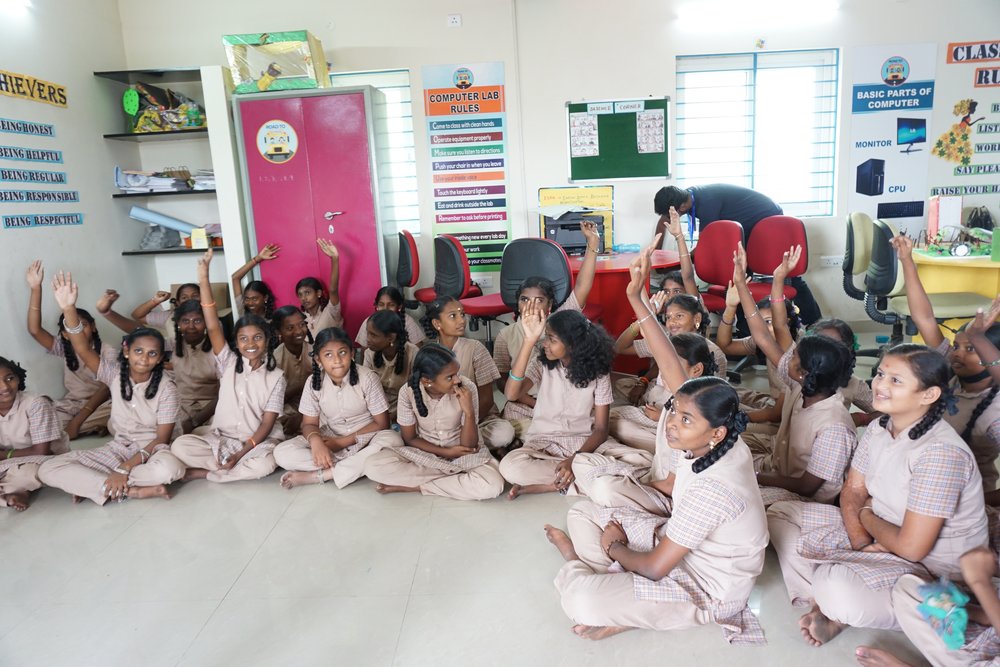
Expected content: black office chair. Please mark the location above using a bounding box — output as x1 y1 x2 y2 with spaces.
498 238 602 322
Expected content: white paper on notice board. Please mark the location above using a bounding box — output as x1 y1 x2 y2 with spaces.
614 101 645 113
586 102 613 115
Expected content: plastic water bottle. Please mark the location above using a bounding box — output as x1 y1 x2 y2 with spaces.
611 243 642 253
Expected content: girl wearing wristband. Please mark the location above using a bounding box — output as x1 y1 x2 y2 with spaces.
40 273 185 504
767 334 988 647
274 327 401 489
0 356 69 511
499 303 650 499
170 250 285 484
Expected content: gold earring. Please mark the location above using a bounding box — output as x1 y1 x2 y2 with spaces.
708 440 715 450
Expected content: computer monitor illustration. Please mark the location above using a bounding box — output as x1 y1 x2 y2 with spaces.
897 118 926 154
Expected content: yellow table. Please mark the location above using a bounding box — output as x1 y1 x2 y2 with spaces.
912 252 1000 342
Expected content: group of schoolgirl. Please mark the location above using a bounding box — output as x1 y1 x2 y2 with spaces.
3 211 1000 664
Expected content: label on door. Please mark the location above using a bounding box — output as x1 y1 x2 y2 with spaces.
256 119 298 164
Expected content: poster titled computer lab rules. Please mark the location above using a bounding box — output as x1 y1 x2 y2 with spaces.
849 44 936 233
423 61 511 272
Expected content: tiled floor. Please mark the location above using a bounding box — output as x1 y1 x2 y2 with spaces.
0 361 932 667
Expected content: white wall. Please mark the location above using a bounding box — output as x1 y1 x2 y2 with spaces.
0 0 159 397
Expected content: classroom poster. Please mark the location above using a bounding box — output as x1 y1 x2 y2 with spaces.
848 44 936 234
927 39 1000 204
423 62 511 271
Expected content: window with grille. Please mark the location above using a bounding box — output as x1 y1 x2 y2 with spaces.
674 49 839 218
330 69 420 234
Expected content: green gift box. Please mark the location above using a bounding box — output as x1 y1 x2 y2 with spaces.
223 31 329 94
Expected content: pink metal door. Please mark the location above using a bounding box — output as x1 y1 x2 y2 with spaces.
236 90 383 339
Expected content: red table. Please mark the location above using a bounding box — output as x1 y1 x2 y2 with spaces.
569 250 679 373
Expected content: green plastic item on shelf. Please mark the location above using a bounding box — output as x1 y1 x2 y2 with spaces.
122 88 139 116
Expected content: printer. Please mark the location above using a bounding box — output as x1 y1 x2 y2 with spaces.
542 211 606 255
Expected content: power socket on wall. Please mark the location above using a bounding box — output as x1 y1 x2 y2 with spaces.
446 14 462 27
819 255 843 268
476 274 493 288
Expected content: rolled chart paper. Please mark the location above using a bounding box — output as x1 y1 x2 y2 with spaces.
128 206 200 234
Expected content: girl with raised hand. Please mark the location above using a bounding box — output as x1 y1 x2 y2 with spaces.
24 260 111 439
499 301 650 500
492 220 601 423
169 299 219 434
271 305 314 436
362 309 418 421
296 238 344 338
39 273 185 504
893 234 1000 493
654 204 700 298
731 243 858 506
363 343 504 500
0 356 70 511
353 286 426 349
543 247 767 643
170 250 286 484
767 344 989 648
232 243 279 319
422 296 514 455
130 282 200 339
274 327 402 489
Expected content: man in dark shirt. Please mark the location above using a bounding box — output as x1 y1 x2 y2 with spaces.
652 184 822 327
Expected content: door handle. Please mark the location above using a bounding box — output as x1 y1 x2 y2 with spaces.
324 211 344 221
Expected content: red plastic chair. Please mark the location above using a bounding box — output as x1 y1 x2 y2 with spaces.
396 230 421 309
691 220 744 313
415 234 482 305
745 215 808 301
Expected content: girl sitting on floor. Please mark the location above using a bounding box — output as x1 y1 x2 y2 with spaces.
296 238 344 338
362 309 418 422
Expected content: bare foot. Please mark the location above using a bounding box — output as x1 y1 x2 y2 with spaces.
280 470 327 489
2 492 30 511
375 483 419 494
855 646 913 667
126 485 172 500
572 625 632 641
507 483 557 500
181 469 209 482
799 605 845 646
543 524 579 562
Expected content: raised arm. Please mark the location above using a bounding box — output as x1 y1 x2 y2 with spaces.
198 249 228 354
317 238 341 306
732 243 784 367
131 291 171 322
663 206 699 296
50 272 100 375
231 243 280 311
770 245 801 352
572 220 601 308
95 290 142 335
892 234 945 349
625 235 688 393
966 297 1000 385
714 282 748 356
25 260 55 350
504 300 544 401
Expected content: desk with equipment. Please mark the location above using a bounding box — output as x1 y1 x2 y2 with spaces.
569 250 680 373
912 251 1000 342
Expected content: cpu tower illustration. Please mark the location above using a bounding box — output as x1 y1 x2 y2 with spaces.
856 158 885 196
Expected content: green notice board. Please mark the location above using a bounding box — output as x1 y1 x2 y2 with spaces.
567 97 670 181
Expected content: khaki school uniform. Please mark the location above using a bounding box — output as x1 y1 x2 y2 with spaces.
274 365 402 488
305 300 343 339
767 418 989 630
494 293 581 424
169 341 220 426
354 313 426 348
46 338 111 434
274 342 313 436
38 355 185 505
0 392 69 505
363 377 503 500
170 347 285 483
555 438 768 645
450 336 514 452
499 359 651 495
362 342 418 422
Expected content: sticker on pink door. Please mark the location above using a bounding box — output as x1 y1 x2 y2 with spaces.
256 120 298 164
